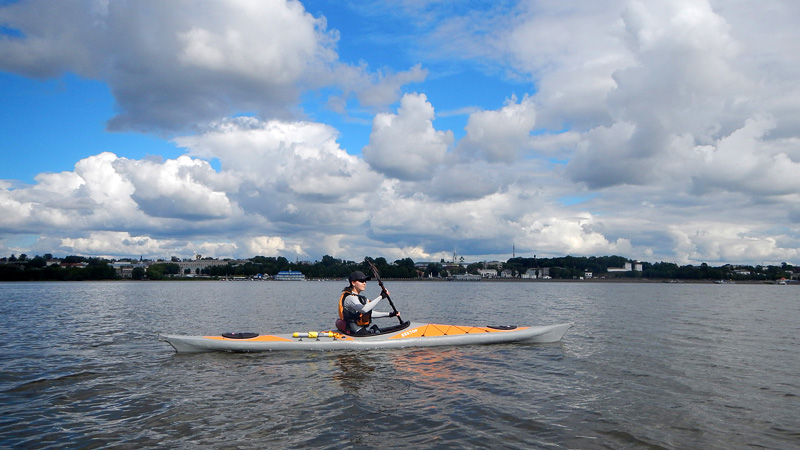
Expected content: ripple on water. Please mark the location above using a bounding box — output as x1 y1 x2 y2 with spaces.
1 281 799 449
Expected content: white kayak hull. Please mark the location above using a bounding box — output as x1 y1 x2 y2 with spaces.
160 322 572 353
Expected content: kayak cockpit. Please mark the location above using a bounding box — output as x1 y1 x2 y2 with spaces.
333 319 412 337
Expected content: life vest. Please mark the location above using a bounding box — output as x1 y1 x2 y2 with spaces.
339 288 372 327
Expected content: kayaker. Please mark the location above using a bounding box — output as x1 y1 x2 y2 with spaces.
337 271 399 335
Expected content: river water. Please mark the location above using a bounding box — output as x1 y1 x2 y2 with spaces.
0 280 798 449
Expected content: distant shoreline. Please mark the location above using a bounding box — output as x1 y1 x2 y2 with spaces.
1 277 790 285
372 277 783 285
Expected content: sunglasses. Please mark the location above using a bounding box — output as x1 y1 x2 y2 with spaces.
355 279 367 283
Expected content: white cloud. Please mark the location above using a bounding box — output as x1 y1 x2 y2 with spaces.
346 64 429 109
60 231 173 258
366 182 624 258
426 164 505 202
175 117 381 206
498 1 632 130
515 213 632 256
73 152 138 219
457 95 537 162
666 223 800 266
243 236 294 256
689 116 800 196
2 153 138 232
362 93 453 180
0 182 35 230
115 156 236 220
1 152 247 255
0 0 422 132
57 231 303 261
176 0 325 84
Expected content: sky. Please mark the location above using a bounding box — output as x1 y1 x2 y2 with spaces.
1 0 799 266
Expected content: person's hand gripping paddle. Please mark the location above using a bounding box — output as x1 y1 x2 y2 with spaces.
366 258 403 325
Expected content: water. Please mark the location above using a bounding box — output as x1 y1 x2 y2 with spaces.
1 281 798 449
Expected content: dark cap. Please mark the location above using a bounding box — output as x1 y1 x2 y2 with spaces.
348 271 371 283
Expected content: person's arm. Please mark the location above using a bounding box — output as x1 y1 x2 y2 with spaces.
344 293 387 314
360 294 384 313
363 293 398 318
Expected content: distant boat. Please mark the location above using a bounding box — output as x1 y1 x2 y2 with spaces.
274 270 306 281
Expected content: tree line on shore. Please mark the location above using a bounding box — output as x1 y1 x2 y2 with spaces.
0 255 118 281
0 253 795 282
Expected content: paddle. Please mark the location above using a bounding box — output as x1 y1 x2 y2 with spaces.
365 258 404 325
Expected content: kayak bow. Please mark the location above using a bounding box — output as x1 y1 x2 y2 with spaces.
160 322 572 353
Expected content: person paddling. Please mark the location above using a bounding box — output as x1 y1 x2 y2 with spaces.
336 271 399 335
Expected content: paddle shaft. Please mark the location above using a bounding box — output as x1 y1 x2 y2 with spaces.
367 260 403 324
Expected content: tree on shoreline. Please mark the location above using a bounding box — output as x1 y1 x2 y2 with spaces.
0 255 118 281
0 253 795 282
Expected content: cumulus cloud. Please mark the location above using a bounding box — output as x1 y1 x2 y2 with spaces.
1 153 137 233
495 0 631 131
0 0 423 132
0 182 36 230
175 117 382 213
2 153 239 235
688 116 800 196
60 231 171 257
429 0 800 197
362 93 453 180
365 180 628 259
666 223 800 266
457 95 537 162
346 64 429 109
514 212 633 256
426 164 506 202
115 156 236 220
0 115 395 259
241 236 305 258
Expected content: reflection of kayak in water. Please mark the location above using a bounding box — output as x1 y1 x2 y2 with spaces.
160 321 572 353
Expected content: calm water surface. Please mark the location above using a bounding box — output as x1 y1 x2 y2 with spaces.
1 281 798 449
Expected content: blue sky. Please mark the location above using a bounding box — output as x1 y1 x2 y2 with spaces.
1 73 184 182
1 0 800 265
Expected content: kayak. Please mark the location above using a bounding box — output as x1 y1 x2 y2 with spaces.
160 321 572 353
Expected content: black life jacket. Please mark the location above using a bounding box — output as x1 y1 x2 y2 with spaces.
339 287 372 327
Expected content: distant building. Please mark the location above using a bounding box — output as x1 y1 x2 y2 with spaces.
477 269 497 278
452 273 481 281
111 261 148 278
175 259 236 273
274 270 306 281
608 261 642 272
522 267 550 279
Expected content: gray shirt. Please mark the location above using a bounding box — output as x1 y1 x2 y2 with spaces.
342 292 391 318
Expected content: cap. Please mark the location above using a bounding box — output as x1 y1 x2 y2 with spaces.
348 271 371 282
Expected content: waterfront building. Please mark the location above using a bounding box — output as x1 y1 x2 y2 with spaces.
452 273 481 281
